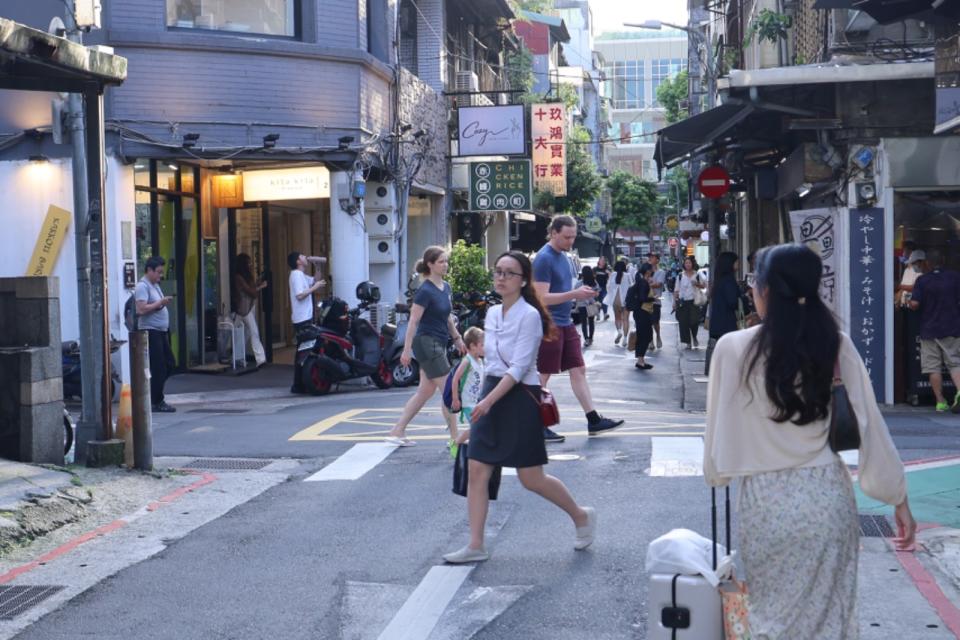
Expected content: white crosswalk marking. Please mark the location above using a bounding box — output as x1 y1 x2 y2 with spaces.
304 443 397 481
649 436 704 477
376 566 473 640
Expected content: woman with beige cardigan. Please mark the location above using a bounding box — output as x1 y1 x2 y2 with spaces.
704 243 916 639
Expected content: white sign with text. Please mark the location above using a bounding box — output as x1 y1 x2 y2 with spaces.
457 105 526 157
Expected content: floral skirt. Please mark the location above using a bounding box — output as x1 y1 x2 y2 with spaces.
739 458 860 639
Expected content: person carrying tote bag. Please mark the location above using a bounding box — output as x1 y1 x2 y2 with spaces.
703 243 916 639
444 251 596 564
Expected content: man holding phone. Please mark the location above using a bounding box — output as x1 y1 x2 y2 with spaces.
288 251 327 393
135 256 177 412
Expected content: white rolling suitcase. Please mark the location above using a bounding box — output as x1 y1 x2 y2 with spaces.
647 487 730 639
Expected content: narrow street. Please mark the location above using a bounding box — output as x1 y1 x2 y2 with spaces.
3 316 958 639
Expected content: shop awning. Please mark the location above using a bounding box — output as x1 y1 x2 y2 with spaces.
725 60 933 88
0 17 127 92
654 103 755 173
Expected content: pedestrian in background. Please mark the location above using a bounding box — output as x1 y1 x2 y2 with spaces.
674 256 705 349
288 251 327 393
444 251 595 564
909 249 960 413
897 246 924 308
534 216 623 443
574 265 600 347
628 263 655 370
233 253 267 368
386 246 467 446
704 251 745 374
646 253 667 350
604 260 633 347
594 256 610 321
704 243 915 638
135 256 177 412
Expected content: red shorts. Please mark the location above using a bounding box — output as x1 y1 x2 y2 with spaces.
537 324 585 375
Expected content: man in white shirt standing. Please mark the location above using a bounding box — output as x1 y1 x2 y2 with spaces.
288 251 327 392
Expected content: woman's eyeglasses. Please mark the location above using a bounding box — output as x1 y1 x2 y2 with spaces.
493 269 523 280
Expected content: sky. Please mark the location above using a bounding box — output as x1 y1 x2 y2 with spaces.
590 0 688 36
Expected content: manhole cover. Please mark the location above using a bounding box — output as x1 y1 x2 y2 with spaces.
0 586 64 620
548 454 581 462
182 458 272 471
188 408 250 414
859 514 894 538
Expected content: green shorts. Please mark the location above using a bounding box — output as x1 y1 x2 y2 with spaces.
412 334 451 380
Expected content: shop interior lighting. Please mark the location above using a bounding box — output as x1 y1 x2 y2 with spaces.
262 133 280 149
167 163 178 171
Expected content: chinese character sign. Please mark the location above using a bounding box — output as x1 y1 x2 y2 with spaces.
789 208 842 316
531 103 566 196
848 207 886 400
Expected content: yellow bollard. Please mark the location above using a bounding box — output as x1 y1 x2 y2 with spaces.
115 384 134 468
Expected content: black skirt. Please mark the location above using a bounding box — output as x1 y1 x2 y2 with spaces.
467 376 548 469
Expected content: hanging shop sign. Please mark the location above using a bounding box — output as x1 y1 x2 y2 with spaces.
457 105 526 157
211 173 245 208
531 103 567 197
469 161 532 212
848 208 885 400
242 166 330 202
25 205 71 277
789 207 841 316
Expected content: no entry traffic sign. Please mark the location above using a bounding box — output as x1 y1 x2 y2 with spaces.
698 166 730 199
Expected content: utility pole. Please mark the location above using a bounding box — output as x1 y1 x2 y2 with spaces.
63 0 111 463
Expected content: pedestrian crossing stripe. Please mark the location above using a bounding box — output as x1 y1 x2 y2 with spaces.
288 408 704 442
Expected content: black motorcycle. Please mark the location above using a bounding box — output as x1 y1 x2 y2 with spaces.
296 282 394 395
62 337 124 401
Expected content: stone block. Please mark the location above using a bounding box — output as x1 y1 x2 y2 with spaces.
85 439 124 468
20 377 63 406
19 346 60 384
19 401 64 465
12 299 58 347
14 277 60 300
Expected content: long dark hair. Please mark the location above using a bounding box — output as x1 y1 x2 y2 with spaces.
235 253 255 283
614 259 627 284
496 251 557 341
745 243 840 425
580 265 596 287
710 251 738 298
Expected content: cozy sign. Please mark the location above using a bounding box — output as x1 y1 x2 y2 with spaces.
457 105 526 157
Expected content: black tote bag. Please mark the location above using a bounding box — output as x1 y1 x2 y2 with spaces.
452 443 502 500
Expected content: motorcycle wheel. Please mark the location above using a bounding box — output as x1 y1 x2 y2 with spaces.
391 361 419 387
301 358 333 396
371 361 394 389
63 411 74 456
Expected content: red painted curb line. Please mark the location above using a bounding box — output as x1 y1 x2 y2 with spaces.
0 472 217 586
896 549 960 638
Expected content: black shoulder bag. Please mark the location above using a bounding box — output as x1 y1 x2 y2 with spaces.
829 359 861 453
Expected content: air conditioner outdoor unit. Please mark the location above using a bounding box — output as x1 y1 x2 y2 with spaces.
367 210 396 236
364 182 393 210
369 236 396 264
455 71 479 93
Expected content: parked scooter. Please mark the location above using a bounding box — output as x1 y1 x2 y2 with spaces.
62 337 124 401
296 282 394 395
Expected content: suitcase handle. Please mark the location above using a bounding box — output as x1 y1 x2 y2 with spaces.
711 486 731 571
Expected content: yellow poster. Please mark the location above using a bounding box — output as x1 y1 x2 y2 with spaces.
25 205 71 277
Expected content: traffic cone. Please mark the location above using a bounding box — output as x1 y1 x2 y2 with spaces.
116 384 134 468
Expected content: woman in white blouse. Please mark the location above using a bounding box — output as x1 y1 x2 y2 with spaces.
704 243 916 638
673 255 706 349
444 251 596 564
603 260 634 346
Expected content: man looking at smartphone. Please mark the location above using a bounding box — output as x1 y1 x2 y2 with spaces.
135 256 177 412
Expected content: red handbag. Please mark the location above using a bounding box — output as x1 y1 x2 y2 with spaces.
525 386 560 428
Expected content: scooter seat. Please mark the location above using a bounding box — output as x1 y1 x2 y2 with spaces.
61 341 79 355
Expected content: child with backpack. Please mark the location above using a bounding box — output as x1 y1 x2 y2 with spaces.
447 327 485 458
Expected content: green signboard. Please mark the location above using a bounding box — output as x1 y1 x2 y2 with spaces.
469 161 532 212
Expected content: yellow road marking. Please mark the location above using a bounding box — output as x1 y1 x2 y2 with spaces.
289 409 367 441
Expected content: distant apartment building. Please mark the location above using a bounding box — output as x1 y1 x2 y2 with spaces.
595 30 687 182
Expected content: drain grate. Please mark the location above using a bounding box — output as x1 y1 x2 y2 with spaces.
188 408 250 414
859 514 895 538
182 458 272 471
0 586 64 620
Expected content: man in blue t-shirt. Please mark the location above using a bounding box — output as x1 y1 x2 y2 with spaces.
909 249 960 413
533 215 624 442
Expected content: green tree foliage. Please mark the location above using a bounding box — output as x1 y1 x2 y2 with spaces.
660 166 690 215
448 240 492 296
606 170 659 239
505 45 534 95
655 70 688 124
535 126 603 218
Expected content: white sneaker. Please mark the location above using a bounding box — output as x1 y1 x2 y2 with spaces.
443 545 489 564
575 507 596 550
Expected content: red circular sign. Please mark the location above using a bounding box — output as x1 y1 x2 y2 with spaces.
698 166 731 199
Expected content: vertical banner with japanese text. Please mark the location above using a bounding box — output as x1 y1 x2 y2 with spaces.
531 103 566 196
848 208 885 400
789 208 842 315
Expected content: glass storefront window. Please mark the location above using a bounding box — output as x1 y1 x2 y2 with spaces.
167 0 297 37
